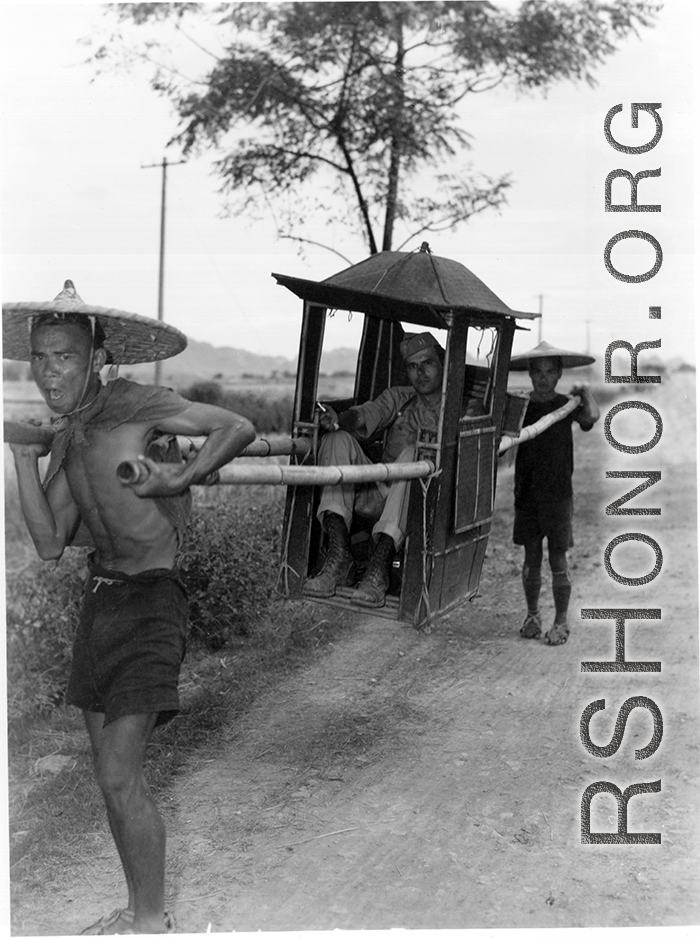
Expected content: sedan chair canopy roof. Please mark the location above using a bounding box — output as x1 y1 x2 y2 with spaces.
272 243 539 329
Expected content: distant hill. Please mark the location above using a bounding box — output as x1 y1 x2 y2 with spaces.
120 340 359 387
4 335 693 393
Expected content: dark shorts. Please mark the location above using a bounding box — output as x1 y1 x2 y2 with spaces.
513 496 574 551
65 557 188 728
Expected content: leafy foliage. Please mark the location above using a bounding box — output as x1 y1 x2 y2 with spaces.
91 1 659 253
178 486 286 649
5 554 88 735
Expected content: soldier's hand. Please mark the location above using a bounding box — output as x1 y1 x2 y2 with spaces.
318 404 340 431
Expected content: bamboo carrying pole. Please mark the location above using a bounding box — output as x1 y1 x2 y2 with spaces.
7 396 580 487
117 457 436 487
497 395 581 455
1 423 313 457
1 426 316 455
3 420 55 447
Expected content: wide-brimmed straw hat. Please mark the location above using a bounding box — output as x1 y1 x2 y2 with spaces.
509 340 595 371
2 280 187 364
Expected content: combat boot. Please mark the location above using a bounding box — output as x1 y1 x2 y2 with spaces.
351 533 395 608
303 513 355 598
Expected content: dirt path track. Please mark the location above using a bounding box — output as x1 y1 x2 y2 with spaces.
165 565 699 931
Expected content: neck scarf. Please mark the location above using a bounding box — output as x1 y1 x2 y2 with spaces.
45 378 194 543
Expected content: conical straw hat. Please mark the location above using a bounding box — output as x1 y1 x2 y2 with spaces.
509 340 595 371
2 280 187 364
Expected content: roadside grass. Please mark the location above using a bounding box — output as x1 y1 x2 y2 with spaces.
5 480 350 888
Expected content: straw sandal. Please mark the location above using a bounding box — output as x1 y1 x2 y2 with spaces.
519 612 542 639
545 621 570 645
81 908 175 934
80 909 134 935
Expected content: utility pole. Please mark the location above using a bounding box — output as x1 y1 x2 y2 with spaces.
142 157 185 385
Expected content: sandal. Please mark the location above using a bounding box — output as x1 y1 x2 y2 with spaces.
545 621 570 645
519 612 542 639
81 909 175 935
80 909 135 935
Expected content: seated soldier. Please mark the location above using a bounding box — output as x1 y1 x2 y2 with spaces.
303 332 444 608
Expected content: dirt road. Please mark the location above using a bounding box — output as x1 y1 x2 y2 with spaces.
11 376 700 933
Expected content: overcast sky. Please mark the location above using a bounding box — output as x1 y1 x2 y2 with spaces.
0 1 696 362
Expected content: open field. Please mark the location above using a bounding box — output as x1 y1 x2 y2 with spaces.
3 373 356 411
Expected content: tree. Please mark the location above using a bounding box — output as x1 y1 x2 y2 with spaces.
92 1 659 256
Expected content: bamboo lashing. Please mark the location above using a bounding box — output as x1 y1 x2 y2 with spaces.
239 436 312 458
498 395 580 455
117 456 436 487
177 435 312 459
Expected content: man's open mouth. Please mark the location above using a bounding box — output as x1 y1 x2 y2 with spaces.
45 388 63 402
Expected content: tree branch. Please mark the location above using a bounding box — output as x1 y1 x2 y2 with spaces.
95 0 660 256
278 235 353 265
173 19 222 62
